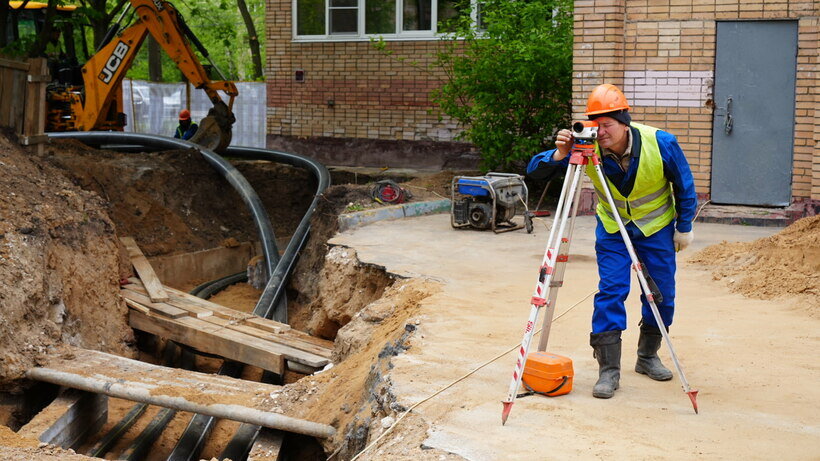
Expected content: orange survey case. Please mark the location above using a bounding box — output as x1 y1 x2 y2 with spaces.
522 351 574 396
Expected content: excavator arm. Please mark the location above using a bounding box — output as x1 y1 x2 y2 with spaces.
71 0 237 151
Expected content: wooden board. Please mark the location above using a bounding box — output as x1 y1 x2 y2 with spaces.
121 289 189 319
123 279 333 368
18 389 108 449
25 347 335 439
129 309 287 374
120 237 169 302
248 428 284 461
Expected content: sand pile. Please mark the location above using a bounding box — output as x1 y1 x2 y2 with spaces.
689 215 819 313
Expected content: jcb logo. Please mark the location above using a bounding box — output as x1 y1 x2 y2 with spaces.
98 41 130 84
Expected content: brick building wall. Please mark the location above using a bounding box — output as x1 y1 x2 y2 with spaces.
264 0 476 169
573 0 819 205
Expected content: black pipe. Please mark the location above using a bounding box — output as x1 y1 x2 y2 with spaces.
224 146 331 323
169 148 329 459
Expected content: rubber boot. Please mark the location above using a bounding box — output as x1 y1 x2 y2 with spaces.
635 322 673 381
590 330 621 399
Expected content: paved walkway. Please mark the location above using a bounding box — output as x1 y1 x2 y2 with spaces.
330 214 818 460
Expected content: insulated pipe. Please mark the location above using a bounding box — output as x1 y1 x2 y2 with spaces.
224 146 331 323
46 132 279 279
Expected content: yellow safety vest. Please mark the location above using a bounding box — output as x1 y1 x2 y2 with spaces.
585 122 675 237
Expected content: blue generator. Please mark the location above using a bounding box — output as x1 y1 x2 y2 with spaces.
451 173 530 233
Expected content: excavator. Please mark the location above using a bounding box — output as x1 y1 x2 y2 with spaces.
10 0 237 152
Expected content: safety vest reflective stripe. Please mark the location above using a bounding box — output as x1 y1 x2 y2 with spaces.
630 182 670 208
633 198 673 228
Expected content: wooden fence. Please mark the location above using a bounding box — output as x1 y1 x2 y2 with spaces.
0 56 49 151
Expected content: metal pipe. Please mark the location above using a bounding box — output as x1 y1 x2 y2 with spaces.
26 367 336 439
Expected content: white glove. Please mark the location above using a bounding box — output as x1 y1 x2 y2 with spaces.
674 230 694 252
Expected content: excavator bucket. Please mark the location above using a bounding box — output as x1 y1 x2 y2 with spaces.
189 116 232 152
189 101 235 153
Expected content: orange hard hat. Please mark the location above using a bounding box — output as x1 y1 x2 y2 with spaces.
179 109 191 121
585 84 630 116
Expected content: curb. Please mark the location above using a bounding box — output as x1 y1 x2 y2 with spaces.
338 199 451 232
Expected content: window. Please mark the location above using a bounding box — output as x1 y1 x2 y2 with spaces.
294 0 473 40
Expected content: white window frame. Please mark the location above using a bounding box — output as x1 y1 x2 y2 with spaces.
293 0 478 42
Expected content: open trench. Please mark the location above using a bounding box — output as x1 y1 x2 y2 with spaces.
0 133 443 460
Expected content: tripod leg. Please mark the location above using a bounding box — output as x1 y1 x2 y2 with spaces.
590 163 698 413
502 163 585 424
537 171 585 352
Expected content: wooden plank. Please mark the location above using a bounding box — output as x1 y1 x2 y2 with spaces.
123 298 151 315
123 288 213 319
12 70 26 134
0 67 13 126
126 279 332 360
129 309 286 374
248 428 284 461
129 280 288 330
173 315 329 368
201 316 331 361
24 58 48 152
25 347 335 439
147 243 255 289
18 389 108 449
0 57 31 70
120 237 169 302
121 290 189 318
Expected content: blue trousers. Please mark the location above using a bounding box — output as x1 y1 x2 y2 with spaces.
592 218 676 334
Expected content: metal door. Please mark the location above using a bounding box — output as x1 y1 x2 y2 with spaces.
710 21 798 206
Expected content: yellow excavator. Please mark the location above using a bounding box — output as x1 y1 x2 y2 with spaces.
11 0 237 151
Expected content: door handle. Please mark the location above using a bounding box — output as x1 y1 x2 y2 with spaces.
724 96 733 135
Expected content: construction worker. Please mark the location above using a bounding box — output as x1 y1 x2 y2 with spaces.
527 83 697 399
174 109 198 140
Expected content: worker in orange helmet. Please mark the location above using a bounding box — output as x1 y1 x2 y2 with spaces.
174 109 198 141
527 83 697 399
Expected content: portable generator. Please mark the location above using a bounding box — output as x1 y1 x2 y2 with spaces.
451 173 530 233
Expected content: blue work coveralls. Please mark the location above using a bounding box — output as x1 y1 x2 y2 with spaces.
527 126 697 333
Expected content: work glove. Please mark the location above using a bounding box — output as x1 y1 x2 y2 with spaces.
673 230 694 252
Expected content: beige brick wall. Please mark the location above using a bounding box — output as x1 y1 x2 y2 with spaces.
573 0 819 202
265 0 460 144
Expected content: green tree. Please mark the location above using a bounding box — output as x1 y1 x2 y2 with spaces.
432 0 573 171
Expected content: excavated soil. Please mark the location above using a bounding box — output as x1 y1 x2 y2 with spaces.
0 131 462 459
0 133 134 392
690 215 820 314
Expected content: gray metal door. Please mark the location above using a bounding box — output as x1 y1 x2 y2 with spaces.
711 21 798 206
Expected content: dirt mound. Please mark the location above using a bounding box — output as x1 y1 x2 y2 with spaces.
689 215 820 312
0 134 134 390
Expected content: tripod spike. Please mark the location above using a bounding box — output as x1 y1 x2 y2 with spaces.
687 390 699 414
501 401 513 425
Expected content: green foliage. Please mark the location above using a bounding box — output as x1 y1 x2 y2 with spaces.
127 0 266 81
432 0 573 171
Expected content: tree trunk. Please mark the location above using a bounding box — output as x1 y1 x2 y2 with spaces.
0 3 9 48
29 0 59 57
236 0 263 80
148 35 162 82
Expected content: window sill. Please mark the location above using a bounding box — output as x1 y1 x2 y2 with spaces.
292 34 456 43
